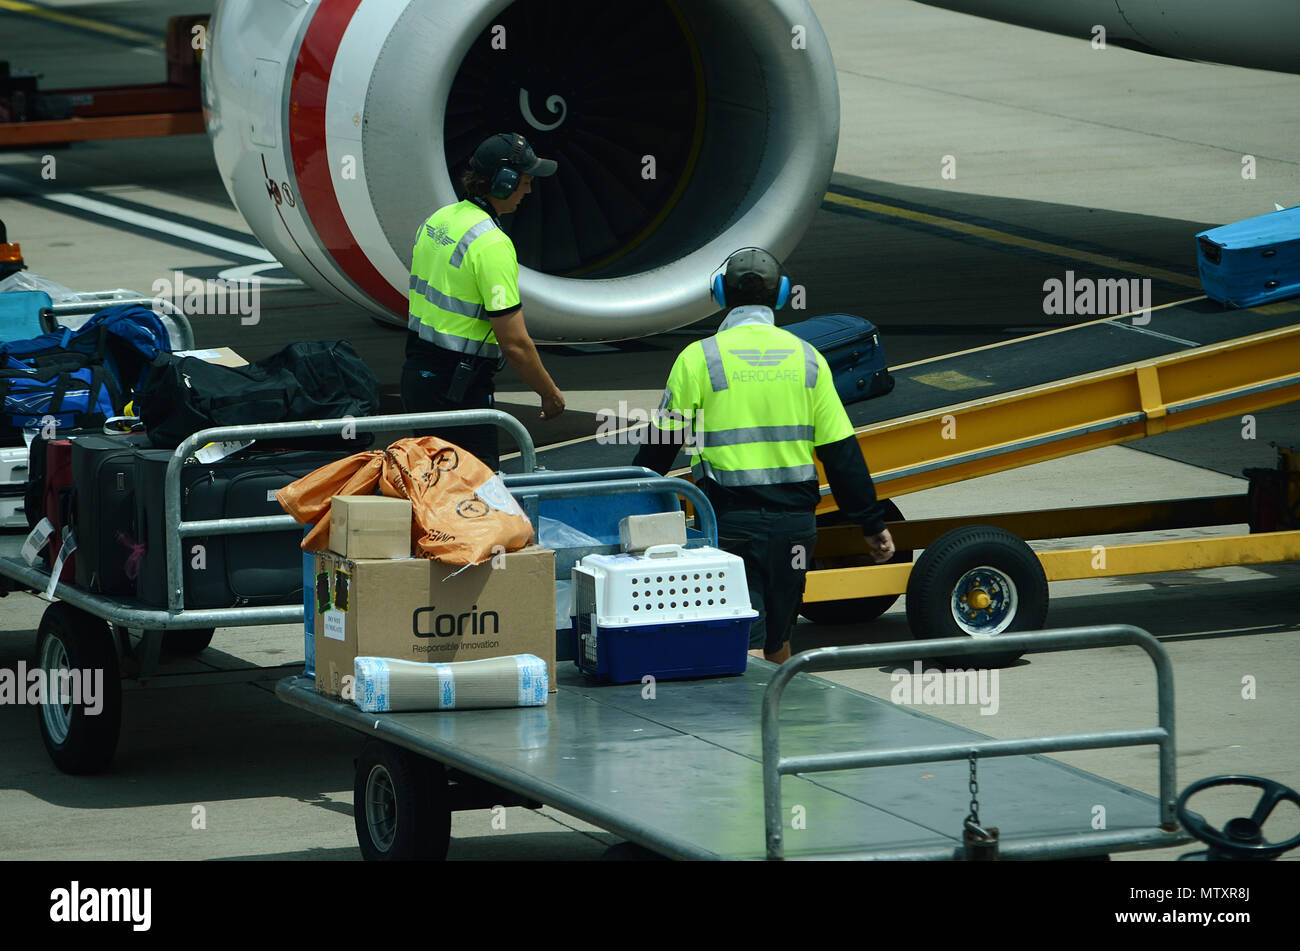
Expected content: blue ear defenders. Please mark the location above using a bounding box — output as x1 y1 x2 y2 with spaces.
711 248 791 310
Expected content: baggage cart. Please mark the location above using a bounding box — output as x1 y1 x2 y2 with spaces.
2 407 650 774
277 624 1195 861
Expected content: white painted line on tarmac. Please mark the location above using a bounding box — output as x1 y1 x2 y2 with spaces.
1106 320 1199 348
41 191 278 263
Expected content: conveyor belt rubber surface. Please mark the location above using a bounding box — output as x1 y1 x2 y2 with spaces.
528 299 1300 474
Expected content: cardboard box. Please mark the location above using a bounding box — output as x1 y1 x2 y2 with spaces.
314 545 557 700
619 511 686 552
174 347 248 367
329 495 412 560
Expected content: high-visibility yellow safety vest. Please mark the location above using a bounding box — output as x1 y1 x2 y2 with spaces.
651 311 855 486
408 199 521 360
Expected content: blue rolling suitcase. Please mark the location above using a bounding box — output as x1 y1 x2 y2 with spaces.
783 313 893 405
0 290 50 343
1196 206 1300 308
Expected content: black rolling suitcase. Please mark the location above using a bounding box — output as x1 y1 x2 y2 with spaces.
68 432 153 595
783 313 894 405
133 447 347 608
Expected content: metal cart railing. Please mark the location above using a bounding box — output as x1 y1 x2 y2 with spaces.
761 624 1180 860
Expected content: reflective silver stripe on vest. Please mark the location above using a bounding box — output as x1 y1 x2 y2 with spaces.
696 424 815 448
449 218 498 269
407 315 503 359
409 274 487 321
801 341 819 389
692 457 818 486
701 337 728 391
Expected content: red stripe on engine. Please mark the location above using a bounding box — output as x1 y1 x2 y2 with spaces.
288 0 407 315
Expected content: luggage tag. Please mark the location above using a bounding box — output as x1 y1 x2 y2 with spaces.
320 568 348 641
42 527 77 600
20 517 54 567
194 439 256 464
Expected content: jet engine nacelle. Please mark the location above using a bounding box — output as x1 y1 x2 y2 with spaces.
915 0 1300 74
202 0 840 342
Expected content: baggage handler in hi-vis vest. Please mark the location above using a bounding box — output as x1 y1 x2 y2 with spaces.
402 132 566 470
634 248 895 662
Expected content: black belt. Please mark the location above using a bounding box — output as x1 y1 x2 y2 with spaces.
406 337 497 374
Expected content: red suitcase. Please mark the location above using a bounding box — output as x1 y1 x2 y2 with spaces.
42 438 77 583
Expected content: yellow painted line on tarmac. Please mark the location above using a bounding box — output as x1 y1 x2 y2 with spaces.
0 0 163 46
824 191 1204 290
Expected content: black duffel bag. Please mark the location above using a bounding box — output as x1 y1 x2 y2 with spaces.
138 340 381 449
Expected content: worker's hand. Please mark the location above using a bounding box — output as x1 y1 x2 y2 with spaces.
540 389 566 420
864 528 895 563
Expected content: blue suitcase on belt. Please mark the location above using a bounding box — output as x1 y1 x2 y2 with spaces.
0 290 50 343
1196 206 1300 308
783 313 893 405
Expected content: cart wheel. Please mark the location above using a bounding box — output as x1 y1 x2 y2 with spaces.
164 628 215 656
800 499 911 626
353 739 451 861
34 602 123 775
905 526 1048 668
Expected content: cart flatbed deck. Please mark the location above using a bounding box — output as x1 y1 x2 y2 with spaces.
278 626 1191 860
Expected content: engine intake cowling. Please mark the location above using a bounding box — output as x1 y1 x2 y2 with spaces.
204 0 839 342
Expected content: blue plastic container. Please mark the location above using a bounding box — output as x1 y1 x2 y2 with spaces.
570 545 756 684
571 614 751 684
302 533 316 678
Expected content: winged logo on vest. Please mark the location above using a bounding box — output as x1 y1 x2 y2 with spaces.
425 223 455 246
728 348 795 367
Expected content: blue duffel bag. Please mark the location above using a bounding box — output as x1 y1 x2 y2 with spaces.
0 358 120 430
783 313 894 406
0 304 171 435
1196 205 1300 308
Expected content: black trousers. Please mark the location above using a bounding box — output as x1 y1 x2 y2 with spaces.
399 356 500 471
715 509 818 653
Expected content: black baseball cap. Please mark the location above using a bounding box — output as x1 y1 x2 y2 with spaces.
471 133 557 178
724 247 783 300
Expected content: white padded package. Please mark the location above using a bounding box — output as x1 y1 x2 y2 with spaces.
352 654 549 713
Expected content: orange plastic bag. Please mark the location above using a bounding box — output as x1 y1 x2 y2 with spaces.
276 436 534 566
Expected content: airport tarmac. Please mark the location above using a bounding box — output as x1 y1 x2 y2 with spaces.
0 0 1298 863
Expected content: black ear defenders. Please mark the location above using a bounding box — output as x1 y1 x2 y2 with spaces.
711 247 791 310
472 134 529 200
